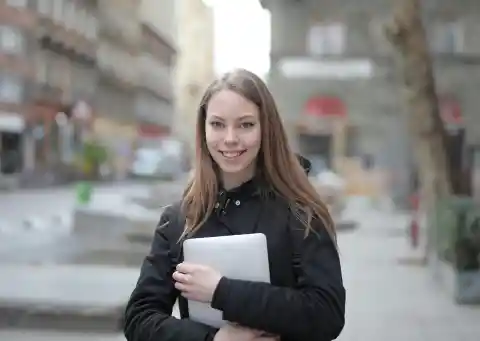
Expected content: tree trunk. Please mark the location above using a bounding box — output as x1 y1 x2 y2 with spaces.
385 0 452 261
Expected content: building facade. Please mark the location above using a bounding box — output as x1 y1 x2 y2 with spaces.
0 0 97 188
0 0 35 186
94 0 141 180
174 0 214 150
135 0 177 148
0 0 180 187
260 0 480 204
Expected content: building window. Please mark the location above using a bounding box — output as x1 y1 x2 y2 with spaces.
52 0 64 23
37 0 51 16
32 121 47 167
45 51 65 88
6 0 28 8
57 57 71 90
85 15 98 40
0 26 24 54
308 23 346 56
0 75 23 103
35 52 48 83
63 1 76 30
71 63 94 97
430 21 464 54
73 8 84 35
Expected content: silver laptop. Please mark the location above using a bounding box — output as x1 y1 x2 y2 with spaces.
182 233 271 328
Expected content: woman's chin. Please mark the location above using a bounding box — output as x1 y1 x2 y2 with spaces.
217 163 249 174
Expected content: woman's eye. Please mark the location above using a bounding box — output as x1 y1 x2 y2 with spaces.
210 121 224 128
240 122 255 129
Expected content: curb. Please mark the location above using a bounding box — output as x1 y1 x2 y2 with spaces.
0 302 125 332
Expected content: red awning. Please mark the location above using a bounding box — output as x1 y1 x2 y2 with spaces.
304 96 346 117
138 124 169 138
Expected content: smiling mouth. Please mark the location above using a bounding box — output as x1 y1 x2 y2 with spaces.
220 150 246 158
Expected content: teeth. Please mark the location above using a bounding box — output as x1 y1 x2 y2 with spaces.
222 151 242 158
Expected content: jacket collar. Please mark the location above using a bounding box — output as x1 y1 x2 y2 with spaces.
216 154 311 201
218 176 263 201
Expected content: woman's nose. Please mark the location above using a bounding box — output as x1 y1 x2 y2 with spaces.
224 127 239 143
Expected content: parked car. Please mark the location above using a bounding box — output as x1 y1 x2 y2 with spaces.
129 148 181 180
129 138 190 180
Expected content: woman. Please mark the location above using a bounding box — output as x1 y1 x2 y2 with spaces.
124 69 345 341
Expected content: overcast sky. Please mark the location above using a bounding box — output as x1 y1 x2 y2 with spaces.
211 0 271 77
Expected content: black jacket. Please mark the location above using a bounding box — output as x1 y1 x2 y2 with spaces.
124 176 345 341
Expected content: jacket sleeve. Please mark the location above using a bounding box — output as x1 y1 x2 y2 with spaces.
210 214 345 341
124 205 218 341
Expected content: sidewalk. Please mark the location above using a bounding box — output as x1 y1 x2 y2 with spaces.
1 207 479 341
0 264 139 335
338 209 480 341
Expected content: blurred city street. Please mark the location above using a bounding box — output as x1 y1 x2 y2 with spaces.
1 0 480 340
0 179 185 264
338 208 480 341
0 184 479 340
0 181 147 227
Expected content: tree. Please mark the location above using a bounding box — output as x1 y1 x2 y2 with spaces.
385 0 453 261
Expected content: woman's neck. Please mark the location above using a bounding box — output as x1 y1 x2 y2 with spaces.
221 169 255 191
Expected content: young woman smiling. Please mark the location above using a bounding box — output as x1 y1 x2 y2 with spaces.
124 68 345 341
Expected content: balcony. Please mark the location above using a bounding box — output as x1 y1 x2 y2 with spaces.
136 53 173 100
139 0 177 50
35 0 98 62
36 0 98 42
97 42 138 89
141 23 177 66
134 91 173 128
97 10 141 52
27 81 63 105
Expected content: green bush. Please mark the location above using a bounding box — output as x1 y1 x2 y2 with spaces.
76 140 109 177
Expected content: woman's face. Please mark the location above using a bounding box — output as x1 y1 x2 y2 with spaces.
205 89 261 184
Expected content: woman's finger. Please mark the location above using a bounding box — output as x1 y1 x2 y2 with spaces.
173 271 191 284
180 291 195 300
176 262 197 274
174 281 188 292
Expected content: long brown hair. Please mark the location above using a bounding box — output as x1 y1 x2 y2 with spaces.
180 69 336 242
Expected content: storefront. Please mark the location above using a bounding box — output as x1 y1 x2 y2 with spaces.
295 95 348 171
0 112 25 176
20 100 93 184
93 117 137 180
136 122 170 148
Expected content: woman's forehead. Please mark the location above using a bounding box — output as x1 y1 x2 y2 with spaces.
207 90 259 119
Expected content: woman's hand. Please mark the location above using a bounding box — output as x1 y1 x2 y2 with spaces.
173 262 222 303
213 324 279 341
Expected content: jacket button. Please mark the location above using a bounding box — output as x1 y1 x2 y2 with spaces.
235 200 241 206
215 202 220 208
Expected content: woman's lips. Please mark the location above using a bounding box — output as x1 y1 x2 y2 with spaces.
220 150 246 158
